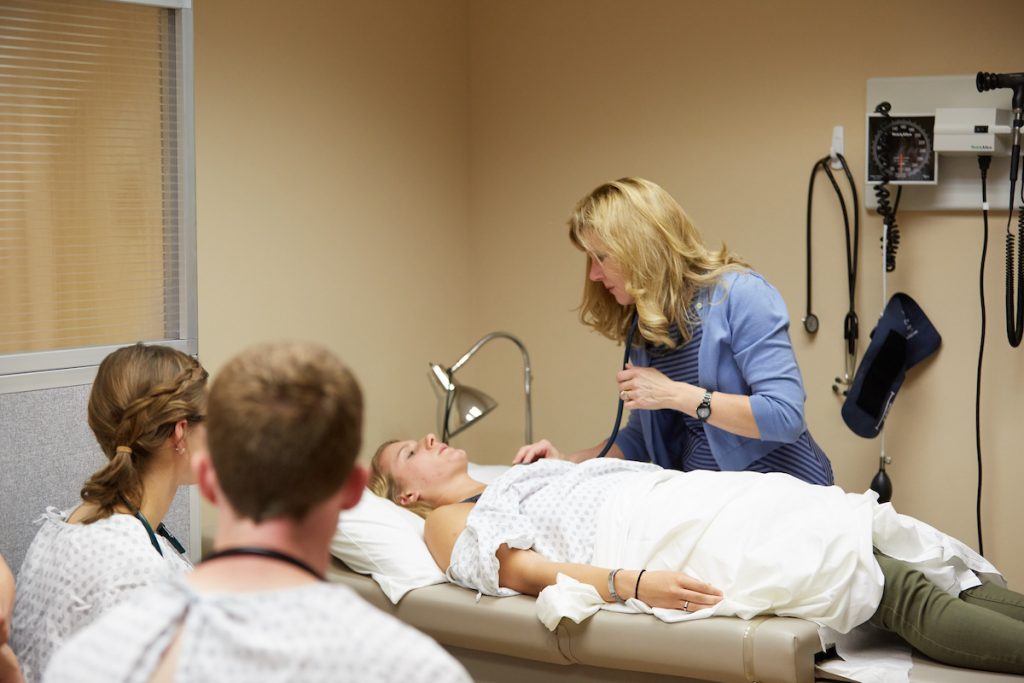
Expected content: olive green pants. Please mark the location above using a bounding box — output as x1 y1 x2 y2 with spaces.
869 552 1024 674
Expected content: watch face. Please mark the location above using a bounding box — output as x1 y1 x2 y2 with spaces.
696 405 711 420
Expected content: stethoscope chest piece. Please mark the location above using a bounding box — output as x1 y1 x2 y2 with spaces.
803 313 819 334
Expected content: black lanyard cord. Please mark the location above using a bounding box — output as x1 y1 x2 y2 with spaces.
202 547 325 581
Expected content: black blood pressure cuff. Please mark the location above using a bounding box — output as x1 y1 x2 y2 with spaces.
841 293 941 438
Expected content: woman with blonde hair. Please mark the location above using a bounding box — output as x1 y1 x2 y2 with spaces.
515 177 833 484
11 343 207 683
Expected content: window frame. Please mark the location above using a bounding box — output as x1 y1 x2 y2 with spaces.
0 0 198 395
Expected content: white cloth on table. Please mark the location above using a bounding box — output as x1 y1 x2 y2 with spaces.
11 507 192 683
539 466 1000 683
42 577 472 683
548 467 997 632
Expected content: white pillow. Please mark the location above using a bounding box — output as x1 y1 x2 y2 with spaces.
331 491 444 603
331 463 509 603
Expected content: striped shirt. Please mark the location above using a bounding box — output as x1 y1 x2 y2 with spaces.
632 320 833 485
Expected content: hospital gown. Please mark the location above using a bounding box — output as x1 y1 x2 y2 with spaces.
447 459 998 634
447 457 647 596
42 577 472 683
11 508 192 683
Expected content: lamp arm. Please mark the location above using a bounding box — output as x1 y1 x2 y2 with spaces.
448 332 533 443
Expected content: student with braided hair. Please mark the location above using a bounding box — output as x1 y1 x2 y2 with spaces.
10 343 207 683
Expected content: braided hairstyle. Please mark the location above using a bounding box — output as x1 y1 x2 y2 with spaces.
79 343 208 524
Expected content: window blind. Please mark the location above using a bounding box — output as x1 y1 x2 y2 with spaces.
0 0 182 355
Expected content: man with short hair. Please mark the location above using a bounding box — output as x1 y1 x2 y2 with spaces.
44 342 470 683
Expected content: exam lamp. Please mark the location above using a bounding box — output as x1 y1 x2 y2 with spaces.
428 332 532 443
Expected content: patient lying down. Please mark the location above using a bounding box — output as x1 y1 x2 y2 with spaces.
370 433 1024 675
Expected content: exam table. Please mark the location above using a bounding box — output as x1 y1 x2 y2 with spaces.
328 559 1024 683
329 558 823 683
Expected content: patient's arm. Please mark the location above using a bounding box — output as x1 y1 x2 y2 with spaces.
496 546 723 611
424 505 723 611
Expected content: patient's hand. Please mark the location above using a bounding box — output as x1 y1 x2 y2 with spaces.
637 571 724 612
513 439 564 465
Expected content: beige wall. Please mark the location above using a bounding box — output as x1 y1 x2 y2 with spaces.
194 0 1023 584
194 0 472 443
465 0 1023 585
193 0 471 537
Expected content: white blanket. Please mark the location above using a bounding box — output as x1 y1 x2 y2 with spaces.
536 468 999 635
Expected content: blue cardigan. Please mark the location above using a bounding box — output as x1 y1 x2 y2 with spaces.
616 271 808 471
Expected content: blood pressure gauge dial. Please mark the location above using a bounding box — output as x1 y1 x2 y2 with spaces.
867 115 937 184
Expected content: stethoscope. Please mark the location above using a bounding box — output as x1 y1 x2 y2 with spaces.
804 152 860 396
596 310 640 458
136 509 323 580
135 510 187 557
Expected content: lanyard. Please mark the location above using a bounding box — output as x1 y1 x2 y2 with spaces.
201 547 324 581
134 510 187 557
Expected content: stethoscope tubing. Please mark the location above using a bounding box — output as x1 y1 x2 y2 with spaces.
596 310 639 458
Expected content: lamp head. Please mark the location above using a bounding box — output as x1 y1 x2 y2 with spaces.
428 363 498 439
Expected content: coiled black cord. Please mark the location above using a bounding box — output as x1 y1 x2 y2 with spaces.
872 101 902 273
1006 208 1024 347
874 181 902 272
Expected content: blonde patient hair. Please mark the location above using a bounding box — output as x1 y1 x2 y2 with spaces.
82 343 208 524
206 342 363 523
368 440 434 519
569 177 749 348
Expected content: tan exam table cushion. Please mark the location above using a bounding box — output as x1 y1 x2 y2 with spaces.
328 559 825 683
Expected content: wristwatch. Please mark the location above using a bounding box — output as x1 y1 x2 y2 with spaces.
696 390 713 421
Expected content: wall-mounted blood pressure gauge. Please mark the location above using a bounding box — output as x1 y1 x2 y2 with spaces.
867 115 937 184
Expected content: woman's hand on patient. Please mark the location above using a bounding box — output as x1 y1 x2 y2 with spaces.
617 363 691 412
513 439 564 465
633 570 724 611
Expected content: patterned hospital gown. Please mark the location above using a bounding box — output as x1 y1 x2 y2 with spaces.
42 577 472 683
447 458 659 595
11 508 192 683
